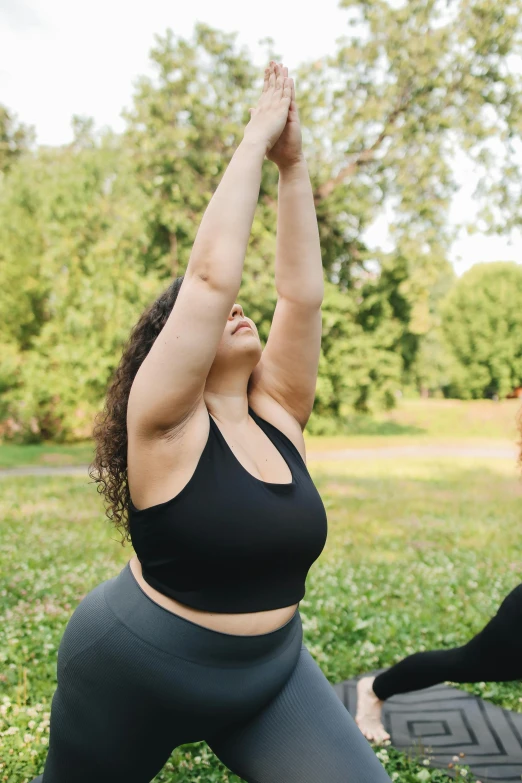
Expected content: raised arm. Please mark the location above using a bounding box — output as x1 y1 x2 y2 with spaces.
249 64 324 429
128 65 293 438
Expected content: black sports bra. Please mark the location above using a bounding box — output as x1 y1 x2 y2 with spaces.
129 406 328 613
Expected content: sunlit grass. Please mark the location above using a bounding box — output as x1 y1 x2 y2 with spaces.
1 452 520 781
1 399 520 469
306 398 522 450
0 441 94 469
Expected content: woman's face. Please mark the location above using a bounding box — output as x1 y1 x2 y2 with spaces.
212 302 263 370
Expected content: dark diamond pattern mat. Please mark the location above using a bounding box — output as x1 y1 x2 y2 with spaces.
336 674 522 782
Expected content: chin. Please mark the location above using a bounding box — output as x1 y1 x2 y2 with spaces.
245 341 263 359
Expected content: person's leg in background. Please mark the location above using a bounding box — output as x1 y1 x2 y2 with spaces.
356 583 522 743
208 643 392 783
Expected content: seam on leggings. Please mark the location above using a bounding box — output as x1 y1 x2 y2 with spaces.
102 585 302 669
61 622 120 677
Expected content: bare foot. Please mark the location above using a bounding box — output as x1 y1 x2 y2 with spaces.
355 676 391 744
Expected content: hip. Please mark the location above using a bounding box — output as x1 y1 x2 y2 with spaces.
55 562 304 723
58 561 303 674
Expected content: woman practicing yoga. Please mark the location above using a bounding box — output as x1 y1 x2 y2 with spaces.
356 578 522 744
32 62 391 782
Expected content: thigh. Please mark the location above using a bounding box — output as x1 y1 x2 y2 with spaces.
42 674 177 783
478 583 522 645
461 583 522 680
207 645 391 783
41 586 187 782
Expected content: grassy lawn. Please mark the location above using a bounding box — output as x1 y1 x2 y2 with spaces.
0 399 520 469
307 398 522 451
1 448 520 781
0 441 95 469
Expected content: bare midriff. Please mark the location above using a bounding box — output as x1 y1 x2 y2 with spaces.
128 556 298 636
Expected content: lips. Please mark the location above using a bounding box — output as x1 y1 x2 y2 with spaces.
233 321 252 333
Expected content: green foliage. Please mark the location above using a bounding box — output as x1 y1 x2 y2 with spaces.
441 262 522 399
2 0 522 440
122 24 261 278
0 104 35 176
311 280 403 426
0 132 163 441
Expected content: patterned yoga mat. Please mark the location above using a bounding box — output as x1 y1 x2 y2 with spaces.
336 674 522 782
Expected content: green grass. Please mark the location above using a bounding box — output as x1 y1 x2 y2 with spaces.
367 398 521 439
306 398 522 451
0 400 520 469
1 449 521 782
0 441 94 469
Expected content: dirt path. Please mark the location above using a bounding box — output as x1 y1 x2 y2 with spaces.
0 443 517 478
0 465 90 477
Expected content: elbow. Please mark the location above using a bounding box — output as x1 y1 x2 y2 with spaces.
186 251 243 295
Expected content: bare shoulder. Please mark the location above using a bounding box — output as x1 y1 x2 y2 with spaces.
127 399 212 511
248 390 307 465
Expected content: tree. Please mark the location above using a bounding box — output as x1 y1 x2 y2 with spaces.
0 134 157 441
122 24 261 279
440 261 522 399
4 1 522 440
0 104 35 175
124 6 522 397
293 0 522 376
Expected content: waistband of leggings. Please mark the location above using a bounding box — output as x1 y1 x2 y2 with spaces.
102 561 302 665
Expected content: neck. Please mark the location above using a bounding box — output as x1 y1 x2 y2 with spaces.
204 392 251 426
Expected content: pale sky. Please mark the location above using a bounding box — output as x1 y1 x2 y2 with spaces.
1 0 521 275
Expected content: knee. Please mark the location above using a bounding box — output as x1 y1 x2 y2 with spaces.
502 584 522 617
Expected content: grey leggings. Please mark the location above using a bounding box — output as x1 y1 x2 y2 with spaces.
33 561 391 783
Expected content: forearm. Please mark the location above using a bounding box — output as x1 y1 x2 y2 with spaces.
275 158 324 305
187 138 266 290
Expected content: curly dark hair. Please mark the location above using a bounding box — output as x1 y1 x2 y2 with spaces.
88 275 185 546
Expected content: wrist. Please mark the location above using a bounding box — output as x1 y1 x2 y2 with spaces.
278 155 308 180
239 134 268 160
278 155 307 174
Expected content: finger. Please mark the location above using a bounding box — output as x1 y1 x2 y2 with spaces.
268 62 276 90
282 76 292 103
275 63 284 92
290 78 298 113
284 66 289 78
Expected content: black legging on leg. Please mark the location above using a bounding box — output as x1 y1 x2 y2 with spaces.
372 583 522 702
33 561 391 783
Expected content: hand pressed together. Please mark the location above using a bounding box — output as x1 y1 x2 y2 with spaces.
243 61 293 154
244 60 304 170
265 62 303 169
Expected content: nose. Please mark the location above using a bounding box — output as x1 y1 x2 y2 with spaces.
230 303 244 320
